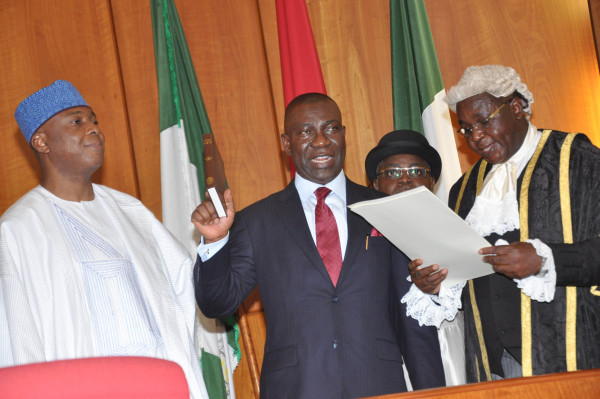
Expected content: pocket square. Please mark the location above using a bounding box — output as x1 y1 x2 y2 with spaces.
370 227 383 237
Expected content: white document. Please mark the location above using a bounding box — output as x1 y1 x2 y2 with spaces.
348 186 493 288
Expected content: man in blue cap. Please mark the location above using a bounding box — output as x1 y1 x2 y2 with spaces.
0 80 209 399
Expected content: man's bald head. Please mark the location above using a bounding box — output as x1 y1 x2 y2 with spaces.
285 93 339 131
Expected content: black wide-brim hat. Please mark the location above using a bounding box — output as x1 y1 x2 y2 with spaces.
365 129 442 183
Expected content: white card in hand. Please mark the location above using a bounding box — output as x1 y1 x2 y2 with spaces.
207 187 226 218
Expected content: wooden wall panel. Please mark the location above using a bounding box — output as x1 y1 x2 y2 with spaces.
0 0 138 215
110 1 163 219
307 0 394 186
172 0 285 212
425 0 600 170
257 0 288 182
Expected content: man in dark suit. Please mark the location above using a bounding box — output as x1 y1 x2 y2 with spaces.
192 93 444 398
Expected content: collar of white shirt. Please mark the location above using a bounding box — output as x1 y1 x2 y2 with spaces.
294 169 347 205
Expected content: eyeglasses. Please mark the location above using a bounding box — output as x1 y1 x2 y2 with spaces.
376 167 430 179
457 99 512 139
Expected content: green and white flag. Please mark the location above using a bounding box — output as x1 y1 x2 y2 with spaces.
391 0 461 203
151 1 239 398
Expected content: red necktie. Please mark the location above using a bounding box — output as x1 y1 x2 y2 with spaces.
315 187 343 286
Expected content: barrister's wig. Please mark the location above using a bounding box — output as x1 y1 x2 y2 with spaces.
445 65 534 119
15 80 89 143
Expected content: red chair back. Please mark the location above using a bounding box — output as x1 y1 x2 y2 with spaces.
0 356 189 399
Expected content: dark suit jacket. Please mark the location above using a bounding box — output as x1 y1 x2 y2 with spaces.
195 177 444 399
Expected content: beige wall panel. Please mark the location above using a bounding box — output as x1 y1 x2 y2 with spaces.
0 0 138 214
426 0 600 171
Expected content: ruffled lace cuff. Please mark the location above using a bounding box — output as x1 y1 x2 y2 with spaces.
401 280 465 328
513 238 556 302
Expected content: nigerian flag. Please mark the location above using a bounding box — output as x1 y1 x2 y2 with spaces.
390 0 461 203
151 1 239 398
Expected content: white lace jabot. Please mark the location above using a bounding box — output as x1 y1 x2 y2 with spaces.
465 124 540 237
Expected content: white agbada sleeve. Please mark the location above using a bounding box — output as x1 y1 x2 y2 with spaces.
109 191 209 399
149 215 198 335
0 280 12 367
0 218 44 367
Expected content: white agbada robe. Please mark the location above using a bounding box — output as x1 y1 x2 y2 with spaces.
0 184 209 399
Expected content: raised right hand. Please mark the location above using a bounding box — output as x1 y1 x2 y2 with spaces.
408 258 447 295
191 189 235 243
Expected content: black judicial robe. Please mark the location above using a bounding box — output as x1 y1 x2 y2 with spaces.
448 130 600 382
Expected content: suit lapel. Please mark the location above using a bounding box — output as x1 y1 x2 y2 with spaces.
274 182 333 284
340 179 373 285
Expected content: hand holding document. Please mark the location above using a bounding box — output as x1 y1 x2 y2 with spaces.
348 186 493 288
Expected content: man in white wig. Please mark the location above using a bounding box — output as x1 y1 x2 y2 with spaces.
0 80 210 399
403 65 600 382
